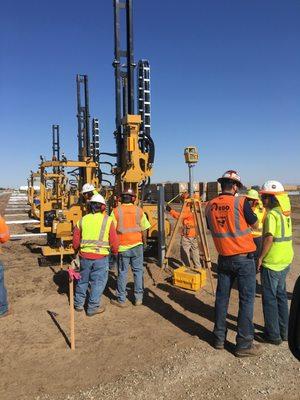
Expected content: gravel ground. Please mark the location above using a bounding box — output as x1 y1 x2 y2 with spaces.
1 193 300 400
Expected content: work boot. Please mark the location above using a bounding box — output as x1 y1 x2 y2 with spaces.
74 306 84 312
213 340 224 350
255 332 282 345
110 299 128 308
87 306 105 317
235 343 262 358
134 299 143 306
0 309 11 319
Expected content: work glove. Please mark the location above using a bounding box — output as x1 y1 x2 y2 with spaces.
166 205 171 212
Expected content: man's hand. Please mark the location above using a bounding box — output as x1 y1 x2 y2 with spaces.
257 257 263 272
166 204 171 212
71 256 80 271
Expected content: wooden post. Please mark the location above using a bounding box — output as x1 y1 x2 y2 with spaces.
69 276 75 350
60 239 64 270
193 199 215 295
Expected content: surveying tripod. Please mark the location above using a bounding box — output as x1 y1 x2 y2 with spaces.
164 196 215 295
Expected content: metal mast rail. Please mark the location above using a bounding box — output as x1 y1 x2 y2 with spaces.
52 124 60 161
76 74 91 162
113 0 136 169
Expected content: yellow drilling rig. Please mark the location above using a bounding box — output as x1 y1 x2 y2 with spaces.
27 169 41 219
38 75 101 256
101 0 170 241
30 0 169 259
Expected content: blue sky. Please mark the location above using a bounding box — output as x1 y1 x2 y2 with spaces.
1 0 299 188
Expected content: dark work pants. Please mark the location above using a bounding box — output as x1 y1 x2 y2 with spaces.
214 254 256 349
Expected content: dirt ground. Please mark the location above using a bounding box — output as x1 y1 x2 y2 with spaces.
1 192 300 400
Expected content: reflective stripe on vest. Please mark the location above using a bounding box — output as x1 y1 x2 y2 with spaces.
81 215 109 247
206 197 251 238
116 205 142 234
272 209 292 243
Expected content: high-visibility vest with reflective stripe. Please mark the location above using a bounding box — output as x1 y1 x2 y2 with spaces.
251 205 266 238
113 204 143 246
263 208 293 271
0 215 9 254
206 195 256 256
77 212 112 255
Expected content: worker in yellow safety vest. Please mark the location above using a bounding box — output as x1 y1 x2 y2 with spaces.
73 194 119 316
245 189 266 267
256 181 293 345
0 214 10 318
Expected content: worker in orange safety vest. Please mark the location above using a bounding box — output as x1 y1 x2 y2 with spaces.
166 196 201 269
0 214 10 318
206 170 261 358
110 189 151 307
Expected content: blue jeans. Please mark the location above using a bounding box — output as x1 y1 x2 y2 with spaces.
261 265 290 340
214 255 256 349
116 244 144 303
74 257 109 313
0 260 8 315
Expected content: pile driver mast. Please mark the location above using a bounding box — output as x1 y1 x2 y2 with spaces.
102 0 170 241
111 0 154 197
76 74 99 189
37 75 100 256
52 124 60 162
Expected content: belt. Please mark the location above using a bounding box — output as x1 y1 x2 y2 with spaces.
220 253 254 259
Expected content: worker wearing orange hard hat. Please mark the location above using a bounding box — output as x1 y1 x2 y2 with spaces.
255 181 293 345
166 195 201 269
245 189 266 268
206 170 261 357
110 189 151 307
0 215 10 318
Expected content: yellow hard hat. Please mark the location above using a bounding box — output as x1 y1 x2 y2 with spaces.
246 189 259 200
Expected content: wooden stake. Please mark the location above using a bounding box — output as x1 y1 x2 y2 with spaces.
60 239 64 270
69 276 75 350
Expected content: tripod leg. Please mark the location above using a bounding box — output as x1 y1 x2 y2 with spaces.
193 200 215 295
164 200 188 265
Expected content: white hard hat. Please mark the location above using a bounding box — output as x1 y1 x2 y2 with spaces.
260 180 284 194
82 183 95 194
217 170 242 187
90 194 106 205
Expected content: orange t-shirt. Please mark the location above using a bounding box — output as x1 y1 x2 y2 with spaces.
169 209 196 238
